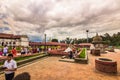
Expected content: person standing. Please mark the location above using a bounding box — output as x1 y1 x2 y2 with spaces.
0 47 3 56
2 54 17 80
3 45 8 56
24 47 28 54
21 47 25 55
37 47 40 53
11 47 17 56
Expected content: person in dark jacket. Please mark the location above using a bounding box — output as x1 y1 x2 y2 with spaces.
69 51 73 59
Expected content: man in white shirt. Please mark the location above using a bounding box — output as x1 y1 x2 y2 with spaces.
3 45 8 56
3 54 17 80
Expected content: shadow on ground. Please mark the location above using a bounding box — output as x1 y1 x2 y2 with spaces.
14 72 30 80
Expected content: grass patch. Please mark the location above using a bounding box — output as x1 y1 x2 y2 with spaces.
14 54 42 61
0 61 4 66
115 46 120 49
0 53 45 66
79 48 86 58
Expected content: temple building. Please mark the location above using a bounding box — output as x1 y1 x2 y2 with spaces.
92 33 106 53
0 33 29 47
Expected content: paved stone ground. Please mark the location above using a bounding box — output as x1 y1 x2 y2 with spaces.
0 50 120 80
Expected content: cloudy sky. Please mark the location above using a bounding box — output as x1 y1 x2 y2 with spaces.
0 0 120 41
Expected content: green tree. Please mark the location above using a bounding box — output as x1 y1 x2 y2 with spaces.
51 38 58 42
65 37 72 44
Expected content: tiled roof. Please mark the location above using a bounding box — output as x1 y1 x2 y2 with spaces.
0 33 21 39
29 42 67 46
79 43 92 46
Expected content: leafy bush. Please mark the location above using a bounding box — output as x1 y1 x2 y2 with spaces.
15 53 42 61
115 46 120 49
16 46 21 51
0 53 43 66
40 46 44 49
0 46 3 48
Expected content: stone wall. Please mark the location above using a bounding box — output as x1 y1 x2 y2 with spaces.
95 58 117 73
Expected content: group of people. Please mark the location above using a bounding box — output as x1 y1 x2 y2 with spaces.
1 47 34 80
0 45 9 56
0 46 42 80
1 48 42 80
68 50 79 59
0 46 40 80
0 45 18 57
0 45 31 57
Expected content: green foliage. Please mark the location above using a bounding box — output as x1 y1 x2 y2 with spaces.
77 48 81 51
60 32 120 47
51 38 58 42
0 53 43 66
16 54 42 61
65 37 72 44
102 32 120 46
14 54 40 61
115 46 120 49
16 46 21 51
79 48 86 58
0 61 4 65
8 46 12 50
8 46 12 53
40 46 45 49
0 46 3 48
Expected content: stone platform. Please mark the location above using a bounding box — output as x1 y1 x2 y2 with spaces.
59 58 75 63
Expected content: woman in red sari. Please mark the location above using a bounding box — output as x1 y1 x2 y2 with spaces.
11 47 17 56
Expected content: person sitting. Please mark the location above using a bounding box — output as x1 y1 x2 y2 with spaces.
69 51 73 59
73 50 78 59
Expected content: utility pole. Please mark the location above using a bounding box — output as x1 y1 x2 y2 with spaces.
44 34 46 53
86 30 89 43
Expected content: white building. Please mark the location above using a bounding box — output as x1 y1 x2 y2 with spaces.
0 33 29 47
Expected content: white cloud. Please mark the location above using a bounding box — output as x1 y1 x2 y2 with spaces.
0 0 120 41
